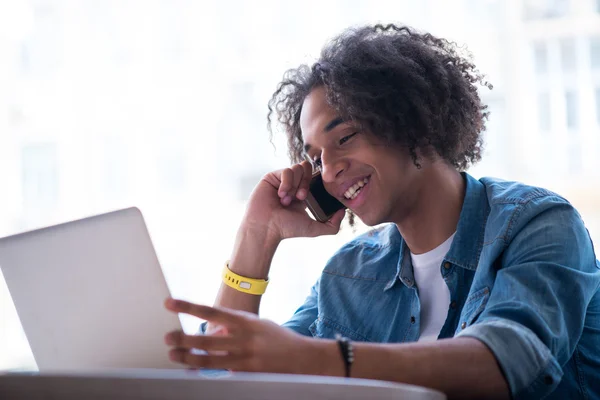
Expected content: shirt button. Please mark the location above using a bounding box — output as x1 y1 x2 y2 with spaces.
443 262 451 269
450 301 457 309
461 322 467 329
410 316 416 324
544 375 553 385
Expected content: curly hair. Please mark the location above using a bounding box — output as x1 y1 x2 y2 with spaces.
267 23 492 171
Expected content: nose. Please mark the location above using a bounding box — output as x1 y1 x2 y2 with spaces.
320 149 347 183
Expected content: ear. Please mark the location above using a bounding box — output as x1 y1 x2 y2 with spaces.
413 145 443 170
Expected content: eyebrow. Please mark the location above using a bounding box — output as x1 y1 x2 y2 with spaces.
324 117 345 132
303 117 346 153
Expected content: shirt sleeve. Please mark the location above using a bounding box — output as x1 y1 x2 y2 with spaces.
198 321 208 334
457 198 600 399
281 280 320 337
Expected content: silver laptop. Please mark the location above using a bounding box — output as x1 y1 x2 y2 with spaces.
0 207 183 372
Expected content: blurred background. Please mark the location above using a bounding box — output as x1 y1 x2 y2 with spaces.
0 0 599 371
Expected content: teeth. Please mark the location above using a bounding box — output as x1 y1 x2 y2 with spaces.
344 177 369 200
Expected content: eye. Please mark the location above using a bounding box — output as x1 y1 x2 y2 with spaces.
339 132 358 145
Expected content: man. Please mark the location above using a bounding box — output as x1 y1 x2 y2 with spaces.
164 24 600 399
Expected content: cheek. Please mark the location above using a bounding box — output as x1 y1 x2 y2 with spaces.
374 162 415 199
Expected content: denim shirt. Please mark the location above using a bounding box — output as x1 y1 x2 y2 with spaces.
282 173 600 399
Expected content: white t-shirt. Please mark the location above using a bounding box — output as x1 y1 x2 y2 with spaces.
410 233 455 342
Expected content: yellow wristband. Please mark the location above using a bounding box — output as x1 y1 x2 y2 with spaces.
222 262 269 296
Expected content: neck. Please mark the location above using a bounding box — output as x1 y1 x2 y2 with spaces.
395 164 465 255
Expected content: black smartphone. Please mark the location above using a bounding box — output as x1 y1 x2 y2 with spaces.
304 172 346 222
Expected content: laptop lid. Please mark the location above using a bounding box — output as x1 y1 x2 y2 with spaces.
0 207 182 371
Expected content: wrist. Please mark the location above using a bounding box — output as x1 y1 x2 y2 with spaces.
238 220 282 249
306 338 345 377
235 222 281 253
228 223 280 279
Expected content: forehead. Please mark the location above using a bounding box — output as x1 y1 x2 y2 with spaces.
299 87 338 147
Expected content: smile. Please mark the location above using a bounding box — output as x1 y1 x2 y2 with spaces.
344 176 370 200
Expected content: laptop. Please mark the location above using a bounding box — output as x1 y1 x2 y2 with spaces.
0 207 183 372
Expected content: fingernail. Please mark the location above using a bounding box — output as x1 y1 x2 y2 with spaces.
279 191 287 198
297 189 306 199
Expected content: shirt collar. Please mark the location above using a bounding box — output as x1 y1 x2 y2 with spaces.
384 172 490 291
445 172 490 271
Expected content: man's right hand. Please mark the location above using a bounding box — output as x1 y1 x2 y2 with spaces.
211 161 345 319
241 161 346 244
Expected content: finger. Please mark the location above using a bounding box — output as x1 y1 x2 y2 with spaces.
316 208 345 235
327 208 346 229
296 161 313 201
165 299 245 328
165 331 240 352
169 348 244 370
278 168 294 202
287 163 304 200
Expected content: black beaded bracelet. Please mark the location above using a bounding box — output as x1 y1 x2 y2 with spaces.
335 333 354 378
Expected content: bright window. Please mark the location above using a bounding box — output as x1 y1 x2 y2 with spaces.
0 0 599 372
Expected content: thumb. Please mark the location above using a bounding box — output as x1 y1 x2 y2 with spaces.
322 209 346 234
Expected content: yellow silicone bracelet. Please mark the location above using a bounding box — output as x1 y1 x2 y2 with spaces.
222 262 269 296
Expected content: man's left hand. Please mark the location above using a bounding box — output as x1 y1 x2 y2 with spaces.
164 298 323 374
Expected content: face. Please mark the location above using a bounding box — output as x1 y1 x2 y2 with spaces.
300 86 423 226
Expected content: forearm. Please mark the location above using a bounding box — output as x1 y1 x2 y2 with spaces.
213 223 280 316
313 337 509 400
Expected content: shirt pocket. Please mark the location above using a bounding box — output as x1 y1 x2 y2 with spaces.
308 316 371 342
461 287 491 327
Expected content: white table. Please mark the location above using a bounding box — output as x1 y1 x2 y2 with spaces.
0 369 446 400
